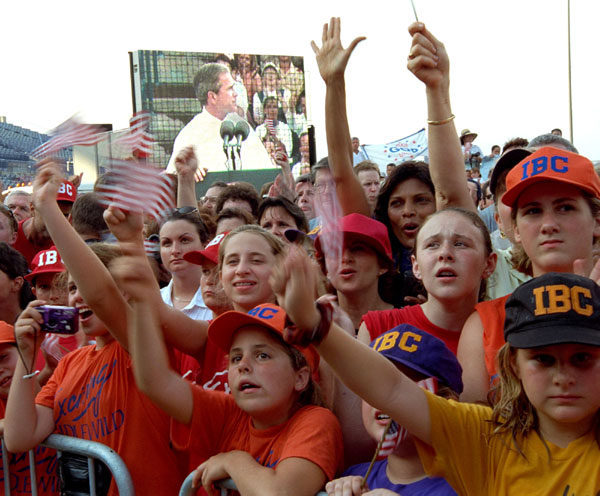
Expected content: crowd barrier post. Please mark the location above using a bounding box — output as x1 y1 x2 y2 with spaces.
1 434 134 496
179 473 328 496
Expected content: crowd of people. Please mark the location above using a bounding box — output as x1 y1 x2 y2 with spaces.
0 16 598 496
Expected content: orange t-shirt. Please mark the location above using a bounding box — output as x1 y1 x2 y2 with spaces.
0 400 59 495
171 385 344 480
36 341 185 496
474 294 510 384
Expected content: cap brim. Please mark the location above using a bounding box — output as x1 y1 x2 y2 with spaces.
315 231 392 265
489 148 531 196
24 266 65 282
507 325 600 349
183 250 217 266
502 176 599 207
208 310 283 352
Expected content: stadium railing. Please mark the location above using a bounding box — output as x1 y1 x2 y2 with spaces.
179 473 328 496
1 434 134 496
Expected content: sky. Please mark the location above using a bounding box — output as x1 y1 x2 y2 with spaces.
2 0 599 160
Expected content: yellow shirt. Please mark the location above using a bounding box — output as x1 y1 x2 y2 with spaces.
415 391 600 495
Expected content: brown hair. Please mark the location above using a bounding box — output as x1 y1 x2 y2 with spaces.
354 161 381 176
510 193 600 277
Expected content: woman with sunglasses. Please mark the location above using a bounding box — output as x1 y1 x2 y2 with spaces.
159 207 212 318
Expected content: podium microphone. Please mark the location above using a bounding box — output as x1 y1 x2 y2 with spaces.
234 120 250 146
220 120 235 169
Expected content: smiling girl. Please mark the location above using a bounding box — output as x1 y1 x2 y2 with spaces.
114 252 344 496
4 161 185 495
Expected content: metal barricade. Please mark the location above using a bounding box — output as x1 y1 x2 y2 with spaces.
179 473 327 496
1 434 134 496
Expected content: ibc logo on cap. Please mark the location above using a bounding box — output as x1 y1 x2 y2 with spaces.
248 305 279 320
372 330 422 353
520 154 569 181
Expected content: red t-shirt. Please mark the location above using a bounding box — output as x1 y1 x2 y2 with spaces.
12 220 52 267
174 318 230 393
362 305 460 355
36 341 185 496
0 400 59 495
171 385 344 480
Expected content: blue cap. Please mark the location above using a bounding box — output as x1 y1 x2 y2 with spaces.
370 324 463 394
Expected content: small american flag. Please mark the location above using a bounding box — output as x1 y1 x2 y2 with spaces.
96 159 175 220
376 378 438 459
31 116 105 160
377 420 400 458
313 185 343 276
113 112 154 158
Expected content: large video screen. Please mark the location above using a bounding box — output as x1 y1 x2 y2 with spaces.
130 50 308 173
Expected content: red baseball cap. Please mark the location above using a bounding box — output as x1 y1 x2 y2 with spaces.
208 303 319 373
56 180 77 203
315 213 393 265
502 146 600 207
25 246 66 282
184 232 229 267
0 322 16 345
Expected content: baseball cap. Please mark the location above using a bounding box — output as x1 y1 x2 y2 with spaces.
25 246 65 282
208 303 319 372
57 180 77 203
504 273 600 349
315 214 393 265
0 321 16 346
184 232 229 267
489 148 531 197
502 146 600 207
370 324 463 394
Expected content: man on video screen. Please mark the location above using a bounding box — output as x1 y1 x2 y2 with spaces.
166 63 271 173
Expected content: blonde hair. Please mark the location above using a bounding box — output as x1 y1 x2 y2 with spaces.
217 224 285 271
491 343 600 455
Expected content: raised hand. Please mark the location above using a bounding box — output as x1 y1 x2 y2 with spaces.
407 22 449 91
103 204 144 245
14 300 47 365
32 159 64 209
174 146 198 179
311 17 366 84
270 245 321 336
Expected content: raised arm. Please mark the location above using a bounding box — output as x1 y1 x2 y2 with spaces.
104 205 209 356
4 301 56 452
33 161 130 348
174 146 201 208
271 245 433 445
311 17 370 217
109 251 193 425
407 22 474 212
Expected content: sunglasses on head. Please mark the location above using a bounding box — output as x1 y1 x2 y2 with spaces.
171 206 198 215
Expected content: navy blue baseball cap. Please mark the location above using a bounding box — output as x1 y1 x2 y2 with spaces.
370 324 463 394
504 273 600 348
